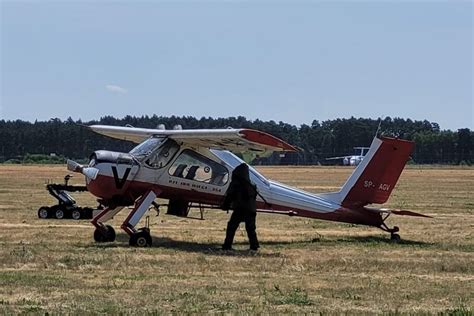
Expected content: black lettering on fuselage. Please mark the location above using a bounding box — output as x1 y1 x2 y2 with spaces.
111 166 131 189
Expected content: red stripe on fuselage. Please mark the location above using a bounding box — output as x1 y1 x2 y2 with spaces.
87 174 383 227
87 174 225 206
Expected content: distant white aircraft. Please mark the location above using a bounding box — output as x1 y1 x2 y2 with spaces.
326 147 370 166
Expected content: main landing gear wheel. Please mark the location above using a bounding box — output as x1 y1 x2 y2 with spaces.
129 229 152 247
38 207 50 219
93 225 116 243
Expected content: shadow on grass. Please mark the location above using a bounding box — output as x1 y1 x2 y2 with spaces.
81 231 433 255
329 235 433 247
251 235 433 249
85 233 284 257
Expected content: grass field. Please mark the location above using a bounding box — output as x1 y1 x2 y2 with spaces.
0 165 472 314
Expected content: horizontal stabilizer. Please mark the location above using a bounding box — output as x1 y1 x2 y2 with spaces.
391 209 432 218
365 206 432 218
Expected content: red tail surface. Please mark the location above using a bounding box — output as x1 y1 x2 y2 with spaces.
324 137 415 208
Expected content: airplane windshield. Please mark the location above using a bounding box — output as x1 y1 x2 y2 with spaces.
210 149 269 186
144 139 180 169
129 137 166 158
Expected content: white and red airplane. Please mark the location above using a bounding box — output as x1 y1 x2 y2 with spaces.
67 125 429 247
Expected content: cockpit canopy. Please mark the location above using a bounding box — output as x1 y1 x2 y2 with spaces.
129 137 165 158
129 136 270 188
130 137 179 169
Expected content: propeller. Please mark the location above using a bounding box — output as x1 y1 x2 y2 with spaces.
67 159 99 180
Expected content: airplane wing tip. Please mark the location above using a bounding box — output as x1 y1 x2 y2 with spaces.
240 129 297 152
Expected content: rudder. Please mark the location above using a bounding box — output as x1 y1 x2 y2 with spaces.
323 137 414 208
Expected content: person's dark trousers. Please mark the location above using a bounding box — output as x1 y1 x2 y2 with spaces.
223 210 259 250
223 211 242 249
244 212 259 250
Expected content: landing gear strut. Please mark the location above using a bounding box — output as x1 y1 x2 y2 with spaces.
90 190 160 247
120 190 159 247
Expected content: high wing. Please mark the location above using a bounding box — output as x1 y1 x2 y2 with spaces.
87 125 297 153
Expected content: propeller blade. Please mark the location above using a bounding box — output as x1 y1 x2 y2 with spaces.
67 160 99 180
67 159 82 172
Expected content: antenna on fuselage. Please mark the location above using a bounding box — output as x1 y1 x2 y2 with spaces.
375 117 383 138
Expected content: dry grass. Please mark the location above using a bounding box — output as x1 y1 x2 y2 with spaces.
0 164 472 314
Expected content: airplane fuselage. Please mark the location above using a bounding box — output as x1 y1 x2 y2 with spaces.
85 140 383 228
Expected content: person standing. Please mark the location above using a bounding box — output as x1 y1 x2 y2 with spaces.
221 163 259 251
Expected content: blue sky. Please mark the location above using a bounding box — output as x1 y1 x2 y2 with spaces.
1 1 472 130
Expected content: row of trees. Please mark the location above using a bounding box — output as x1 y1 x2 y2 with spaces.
0 116 472 164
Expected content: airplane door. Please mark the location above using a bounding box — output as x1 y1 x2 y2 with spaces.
165 149 230 194
141 139 181 184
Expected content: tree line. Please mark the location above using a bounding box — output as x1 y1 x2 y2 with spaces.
0 115 472 165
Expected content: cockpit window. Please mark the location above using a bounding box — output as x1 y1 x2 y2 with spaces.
169 149 229 186
144 139 180 169
129 137 166 157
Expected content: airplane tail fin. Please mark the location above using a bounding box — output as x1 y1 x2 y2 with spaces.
322 137 414 208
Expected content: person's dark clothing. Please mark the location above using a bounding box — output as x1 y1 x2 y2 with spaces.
224 211 258 250
221 163 259 250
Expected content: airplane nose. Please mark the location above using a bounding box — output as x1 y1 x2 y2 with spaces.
80 150 140 202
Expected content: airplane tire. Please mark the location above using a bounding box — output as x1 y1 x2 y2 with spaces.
129 231 152 247
94 225 116 242
71 209 82 220
390 233 401 242
38 207 50 219
105 225 116 242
